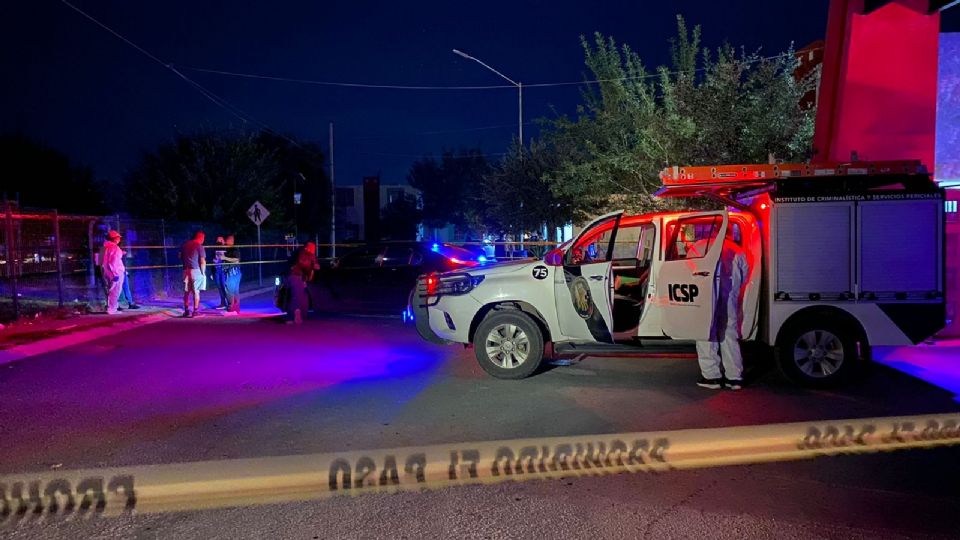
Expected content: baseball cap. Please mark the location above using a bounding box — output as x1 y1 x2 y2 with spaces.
107 230 122 240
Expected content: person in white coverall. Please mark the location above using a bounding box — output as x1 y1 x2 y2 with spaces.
696 232 750 390
100 229 126 315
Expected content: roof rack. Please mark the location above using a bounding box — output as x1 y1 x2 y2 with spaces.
659 160 926 185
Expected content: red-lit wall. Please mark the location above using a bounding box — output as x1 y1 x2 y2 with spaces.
814 0 959 336
814 0 940 166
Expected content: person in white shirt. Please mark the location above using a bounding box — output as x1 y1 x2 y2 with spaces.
100 230 126 315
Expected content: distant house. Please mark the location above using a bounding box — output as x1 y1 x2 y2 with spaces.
335 183 421 241
795 40 824 110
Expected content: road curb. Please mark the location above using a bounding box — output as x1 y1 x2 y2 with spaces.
237 286 275 299
0 311 173 366
1 412 957 519
0 287 275 366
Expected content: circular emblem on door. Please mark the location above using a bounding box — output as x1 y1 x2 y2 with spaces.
570 276 595 319
532 265 549 280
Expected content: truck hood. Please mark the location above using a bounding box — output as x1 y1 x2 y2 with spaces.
455 258 541 277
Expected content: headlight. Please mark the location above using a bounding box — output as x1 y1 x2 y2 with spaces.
419 273 484 297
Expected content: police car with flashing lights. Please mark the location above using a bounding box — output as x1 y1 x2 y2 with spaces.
408 160 946 387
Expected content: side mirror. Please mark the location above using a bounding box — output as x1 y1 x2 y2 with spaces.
544 248 564 267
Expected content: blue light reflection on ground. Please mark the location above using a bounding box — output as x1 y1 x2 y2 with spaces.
873 339 960 401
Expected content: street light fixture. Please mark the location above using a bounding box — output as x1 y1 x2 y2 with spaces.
452 49 522 145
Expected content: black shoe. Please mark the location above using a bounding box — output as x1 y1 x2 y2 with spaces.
181 310 191 318
724 378 744 391
697 377 723 389
117 307 124 312
127 304 141 310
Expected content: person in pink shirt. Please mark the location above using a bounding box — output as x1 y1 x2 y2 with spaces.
100 230 126 315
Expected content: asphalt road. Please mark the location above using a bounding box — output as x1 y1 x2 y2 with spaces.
2 294 959 539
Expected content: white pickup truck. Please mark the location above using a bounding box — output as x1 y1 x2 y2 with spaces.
409 161 946 387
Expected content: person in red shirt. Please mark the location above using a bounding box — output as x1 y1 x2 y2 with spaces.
287 241 319 324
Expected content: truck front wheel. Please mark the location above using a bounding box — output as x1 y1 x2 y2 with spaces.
474 310 544 379
775 316 861 387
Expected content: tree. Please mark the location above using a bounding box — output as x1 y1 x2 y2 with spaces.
0 134 108 214
380 193 422 241
406 148 491 232
123 130 332 238
123 130 284 233
482 139 574 240
255 132 331 241
547 16 816 217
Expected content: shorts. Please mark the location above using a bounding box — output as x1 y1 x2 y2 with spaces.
184 269 206 292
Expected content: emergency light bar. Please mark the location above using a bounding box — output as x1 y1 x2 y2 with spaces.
659 160 925 185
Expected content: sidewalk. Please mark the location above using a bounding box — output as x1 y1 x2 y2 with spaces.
0 286 276 365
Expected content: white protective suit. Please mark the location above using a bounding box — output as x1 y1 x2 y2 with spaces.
101 241 126 314
696 238 750 380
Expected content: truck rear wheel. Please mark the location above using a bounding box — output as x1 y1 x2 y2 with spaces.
775 315 861 387
474 310 544 379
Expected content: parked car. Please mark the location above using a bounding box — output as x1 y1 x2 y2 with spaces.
309 242 490 314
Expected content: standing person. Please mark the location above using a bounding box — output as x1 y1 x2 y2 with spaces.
696 228 750 390
287 241 319 324
119 245 141 309
221 234 242 314
99 230 125 315
179 230 206 318
494 232 507 260
213 236 228 309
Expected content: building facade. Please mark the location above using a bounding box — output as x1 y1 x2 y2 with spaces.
334 183 421 242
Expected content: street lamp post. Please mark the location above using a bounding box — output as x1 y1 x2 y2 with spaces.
452 49 522 145
294 172 305 243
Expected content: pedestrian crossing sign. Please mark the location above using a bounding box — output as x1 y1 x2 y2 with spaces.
247 201 270 226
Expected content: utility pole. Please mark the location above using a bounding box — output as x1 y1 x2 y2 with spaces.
329 122 336 258
4 201 19 321
293 173 298 243
52 210 64 307
518 82 523 146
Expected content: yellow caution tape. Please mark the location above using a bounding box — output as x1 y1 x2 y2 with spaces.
2 413 958 521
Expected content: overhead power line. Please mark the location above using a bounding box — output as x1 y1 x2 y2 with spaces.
179 49 817 92
59 0 296 145
180 66 518 90
348 122 537 140
354 151 508 159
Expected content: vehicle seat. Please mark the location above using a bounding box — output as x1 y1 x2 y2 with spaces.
611 267 649 333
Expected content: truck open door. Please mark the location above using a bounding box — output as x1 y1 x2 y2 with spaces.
656 211 728 341
554 211 622 343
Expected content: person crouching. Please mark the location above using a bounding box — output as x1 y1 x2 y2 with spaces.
287 241 319 324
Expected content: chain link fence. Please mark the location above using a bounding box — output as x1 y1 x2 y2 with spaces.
0 205 306 322
1 203 563 323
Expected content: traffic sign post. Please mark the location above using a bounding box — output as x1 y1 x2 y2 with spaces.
247 201 270 285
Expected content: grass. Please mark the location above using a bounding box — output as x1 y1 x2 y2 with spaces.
0 298 94 325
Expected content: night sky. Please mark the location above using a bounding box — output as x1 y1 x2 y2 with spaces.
3 1 956 188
